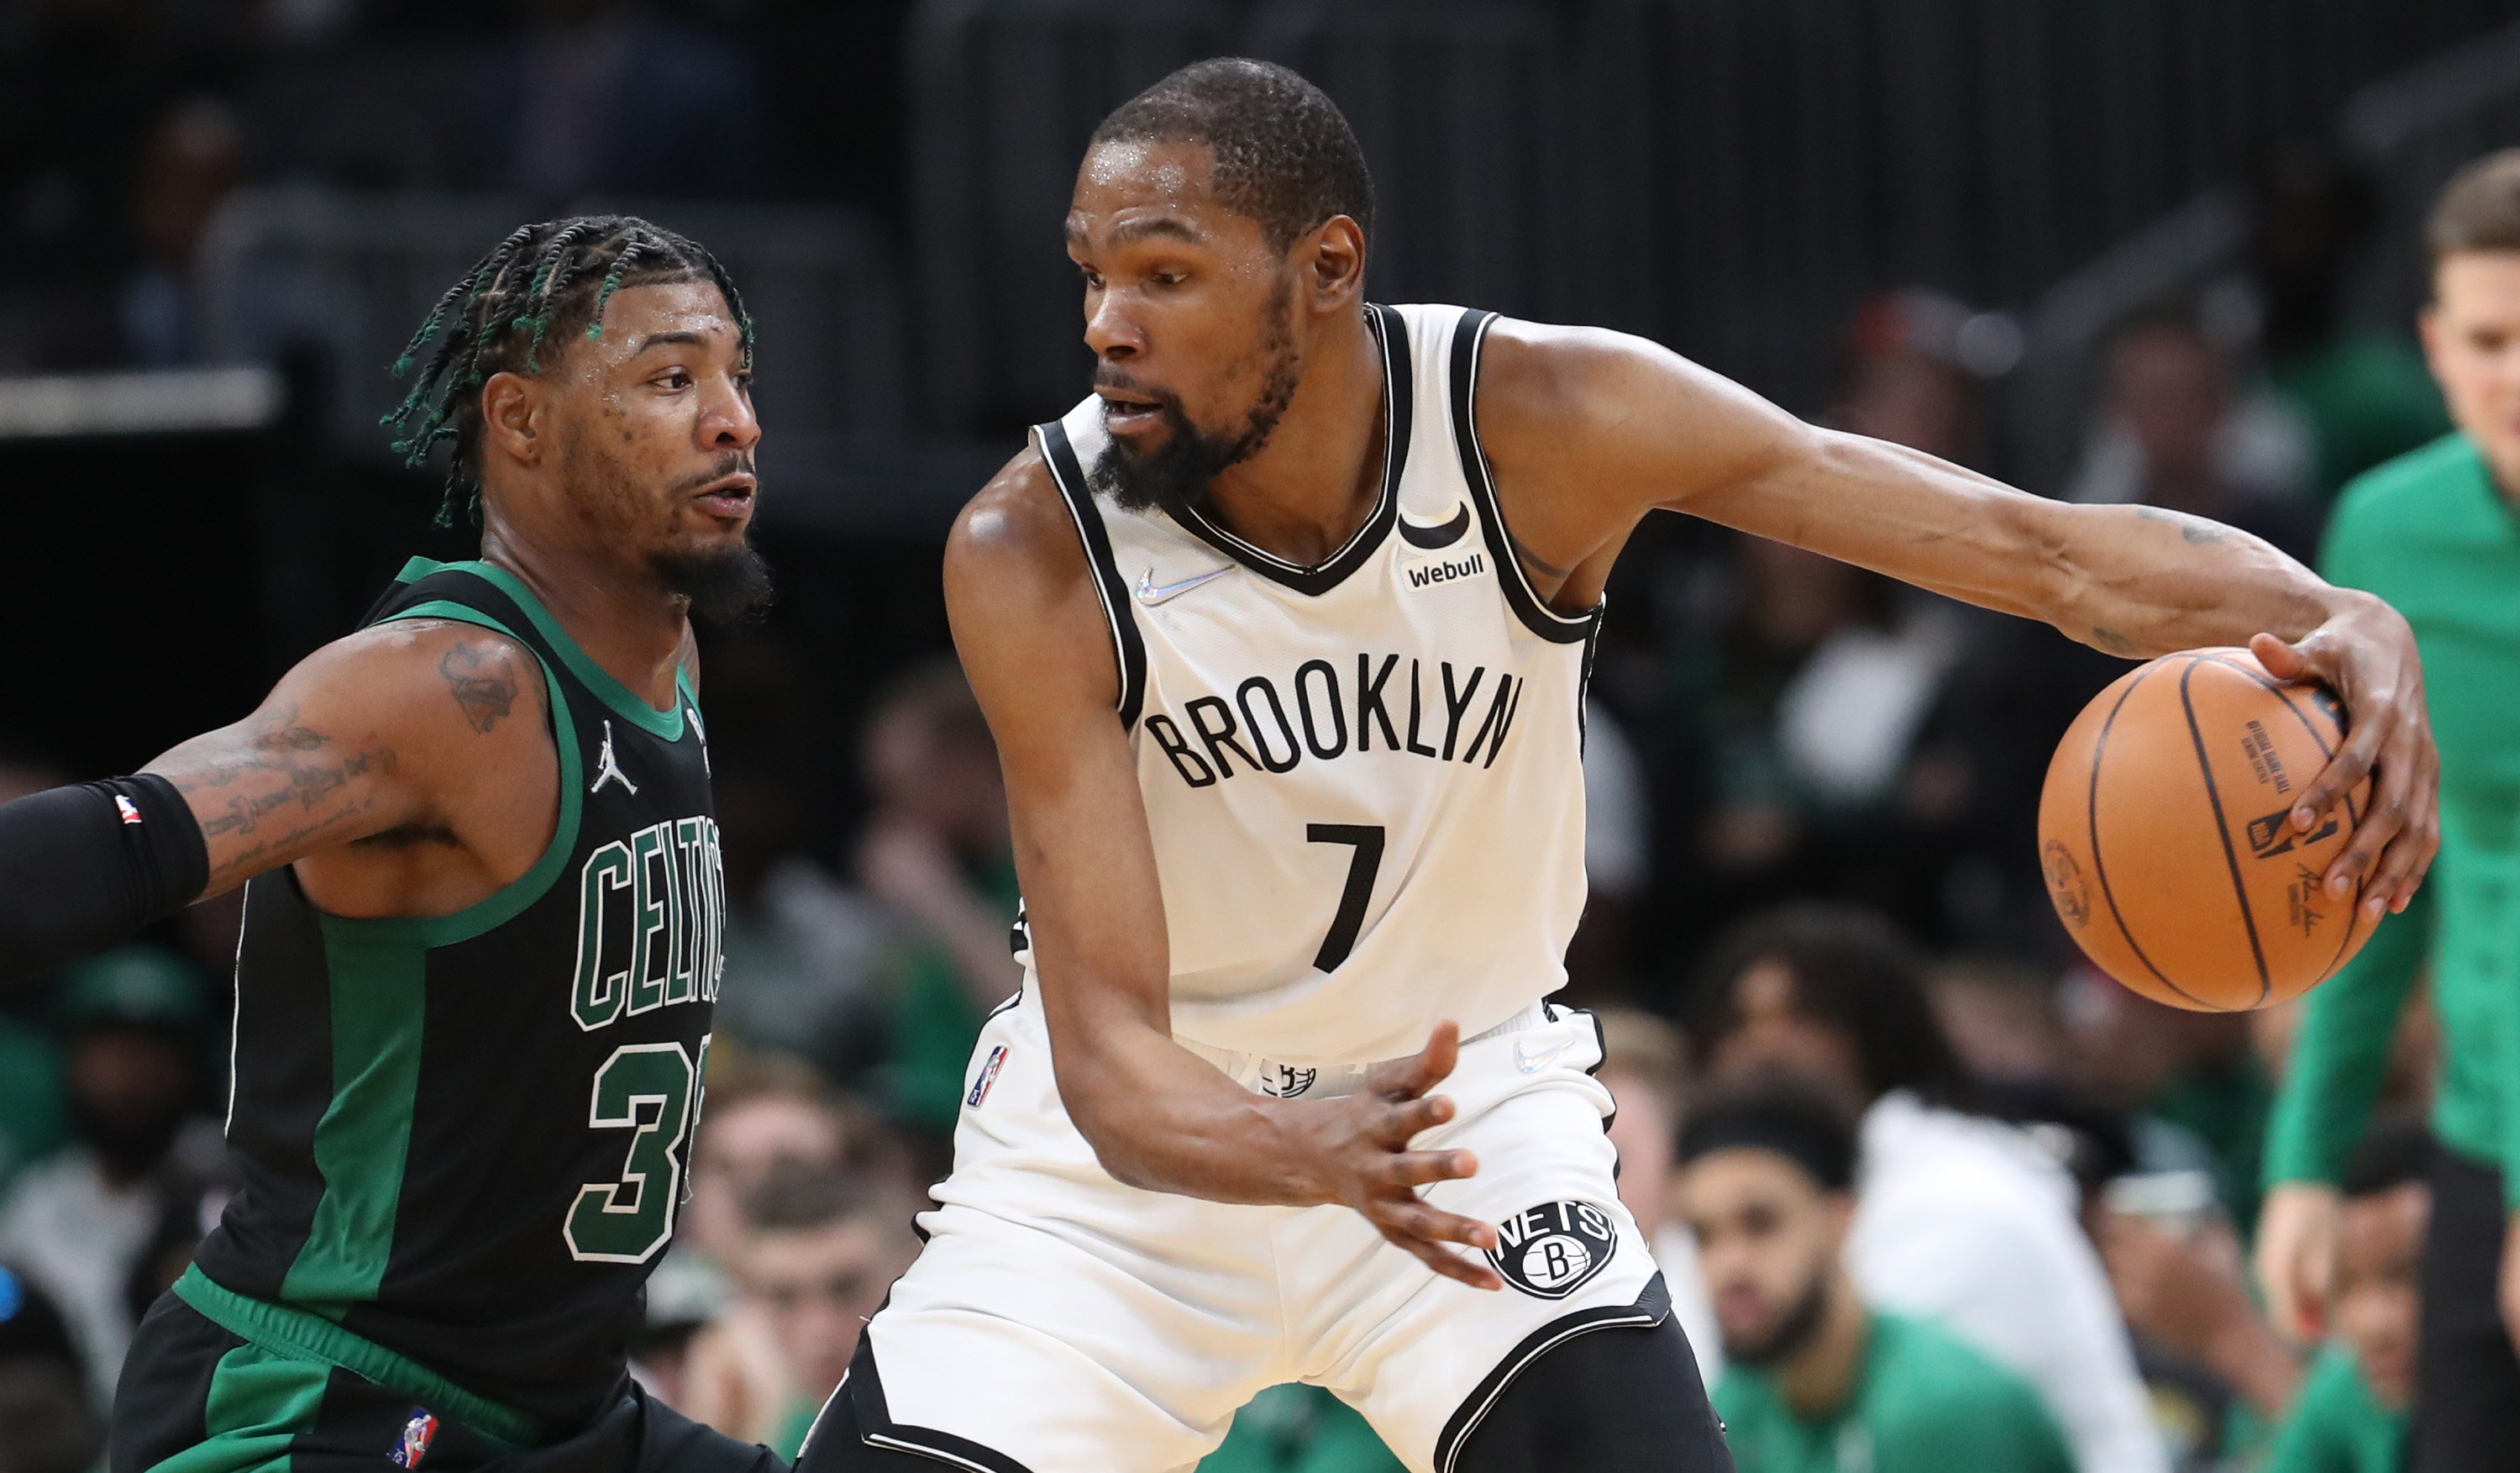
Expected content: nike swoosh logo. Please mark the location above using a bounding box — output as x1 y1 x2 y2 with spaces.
1398 503 1472 550
1134 566 1232 606
1514 1037 1574 1074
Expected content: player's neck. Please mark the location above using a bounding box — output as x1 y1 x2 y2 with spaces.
1775 1274 1871 1421
477 525 689 712
1197 308 1387 567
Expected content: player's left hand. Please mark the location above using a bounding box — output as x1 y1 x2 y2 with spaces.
2250 593 2439 921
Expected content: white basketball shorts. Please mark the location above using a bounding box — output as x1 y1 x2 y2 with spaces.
823 989 1671 1473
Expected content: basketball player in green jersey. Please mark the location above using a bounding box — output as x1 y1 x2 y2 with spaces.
0 218 780 1470
2259 150 2520 1473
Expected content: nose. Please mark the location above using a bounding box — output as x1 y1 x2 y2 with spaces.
701 372 761 451
1084 287 1143 362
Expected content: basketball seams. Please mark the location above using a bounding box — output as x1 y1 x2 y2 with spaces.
2179 659 2273 1007
2198 652 2369 984
2083 662 2218 1009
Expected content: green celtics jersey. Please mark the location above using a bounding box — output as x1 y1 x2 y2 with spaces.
190 558 725 1430
2267 434 2520 1205
1713 1313 2075 1473
2265 1344 2409 1473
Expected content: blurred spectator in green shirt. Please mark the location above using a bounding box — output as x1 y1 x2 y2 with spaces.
2266 1119 2428 1473
1677 1070 2075 1473
857 661 1024 1139
2249 141 2450 504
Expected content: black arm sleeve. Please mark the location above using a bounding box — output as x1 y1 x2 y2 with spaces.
0 774 210 986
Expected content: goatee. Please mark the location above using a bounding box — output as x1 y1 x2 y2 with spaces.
1720 1276 1833 1368
1089 283 1300 514
655 542 775 625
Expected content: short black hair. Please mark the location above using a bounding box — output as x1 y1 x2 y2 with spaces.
2341 1115 2434 1200
2430 149 2520 263
740 1160 906 1239
1677 1068 1862 1192
383 215 753 528
1089 58 1374 252
1686 903 1978 1111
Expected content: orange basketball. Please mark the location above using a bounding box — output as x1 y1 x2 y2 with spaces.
2036 647 2378 1012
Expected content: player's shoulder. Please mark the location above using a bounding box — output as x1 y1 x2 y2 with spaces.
948 442 1086 581
277 616 550 741
1468 313 1670 415
1865 1315 2071 1460
1866 1313 2043 1410
2332 433 2487 531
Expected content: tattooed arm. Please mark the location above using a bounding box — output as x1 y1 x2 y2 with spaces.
144 619 557 911
1467 318 2439 918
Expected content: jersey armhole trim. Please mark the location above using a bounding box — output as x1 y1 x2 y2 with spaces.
1432 1272 1673 1473
1036 418 1148 730
391 559 684 740
1156 302 1410 596
1449 308 1604 646
315 602 585 951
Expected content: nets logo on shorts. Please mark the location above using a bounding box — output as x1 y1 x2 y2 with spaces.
1486 1199 1617 1299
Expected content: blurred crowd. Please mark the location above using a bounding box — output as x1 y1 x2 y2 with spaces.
0 3 2481 1471
0 0 909 375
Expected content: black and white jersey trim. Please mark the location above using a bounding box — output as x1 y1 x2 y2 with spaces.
1448 308 1604 646
841 1336 1039 1473
1159 302 1413 597
1037 418 1149 730
1431 1273 1673 1473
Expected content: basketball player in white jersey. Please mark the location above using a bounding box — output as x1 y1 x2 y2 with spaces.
801 60 2438 1473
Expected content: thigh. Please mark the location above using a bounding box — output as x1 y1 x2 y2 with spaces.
832 1002 1281 1473
794 1346 1000 1473
1308 1011 1691 1473
1448 1318 1732 1473
113 1297 517 1473
2415 1154 2520 1473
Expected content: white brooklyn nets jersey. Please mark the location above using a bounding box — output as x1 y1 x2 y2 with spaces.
1027 303 1599 1065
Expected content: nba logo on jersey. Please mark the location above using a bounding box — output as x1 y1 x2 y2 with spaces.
968 1044 1010 1108
388 1409 438 1468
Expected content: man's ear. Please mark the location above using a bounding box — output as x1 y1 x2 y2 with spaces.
1819 1190 1856 1255
1299 215 1368 308
480 371 544 471
2417 301 2447 382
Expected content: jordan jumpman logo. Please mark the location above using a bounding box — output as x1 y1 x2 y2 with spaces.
590 719 638 796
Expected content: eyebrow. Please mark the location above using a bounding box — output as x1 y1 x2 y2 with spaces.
1068 215 1205 249
630 330 715 353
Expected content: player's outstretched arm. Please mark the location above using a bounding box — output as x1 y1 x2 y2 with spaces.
947 450 1503 1289
0 619 553 985
1473 322 2439 922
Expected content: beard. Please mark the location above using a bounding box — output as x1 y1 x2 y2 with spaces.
559 429 774 624
74 1097 186 1180
1089 281 1301 513
1720 1275 1833 1368
654 540 774 625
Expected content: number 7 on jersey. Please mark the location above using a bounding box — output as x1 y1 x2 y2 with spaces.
1307 823 1385 971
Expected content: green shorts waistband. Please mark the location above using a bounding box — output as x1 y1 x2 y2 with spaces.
173 1265 541 1450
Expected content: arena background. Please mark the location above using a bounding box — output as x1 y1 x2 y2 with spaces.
0 0 2509 1464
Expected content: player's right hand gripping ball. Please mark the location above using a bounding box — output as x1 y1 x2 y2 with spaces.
2037 647 2378 1012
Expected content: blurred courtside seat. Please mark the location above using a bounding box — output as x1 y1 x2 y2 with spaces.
906 0 1240 435
1243 0 1566 324
191 187 907 523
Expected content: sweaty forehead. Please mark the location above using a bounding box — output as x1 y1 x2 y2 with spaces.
590 279 736 343
1068 139 1236 245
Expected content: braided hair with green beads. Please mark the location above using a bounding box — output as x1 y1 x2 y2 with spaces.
382 215 754 528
